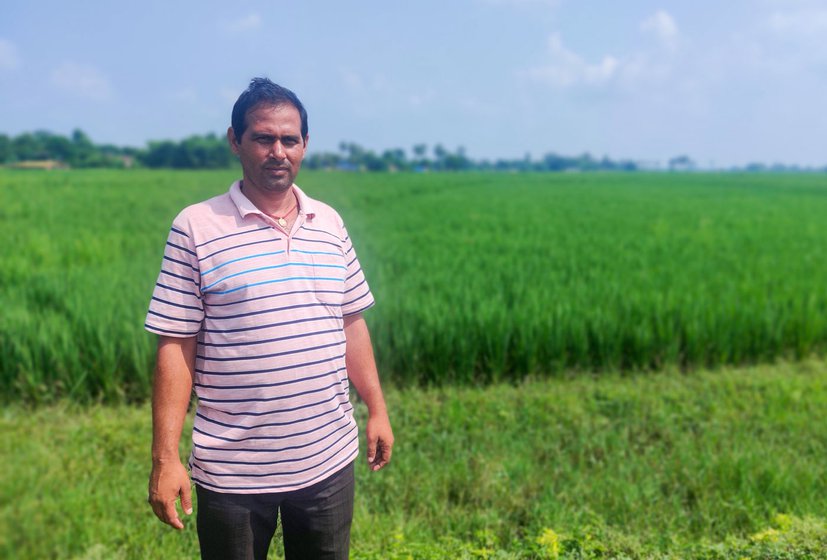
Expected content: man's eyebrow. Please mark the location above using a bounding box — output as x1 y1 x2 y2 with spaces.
251 133 299 140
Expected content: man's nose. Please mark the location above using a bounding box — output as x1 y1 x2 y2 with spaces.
271 141 286 159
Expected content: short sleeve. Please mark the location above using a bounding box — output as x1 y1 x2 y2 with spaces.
145 221 205 336
340 223 375 316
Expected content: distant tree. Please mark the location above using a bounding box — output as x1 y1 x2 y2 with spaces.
136 134 232 169
442 146 472 171
0 134 10 163
668 155 695 171
140 140 177 168
13 132 47 161
45 134 74 163
576 152 598 172
381 148 407 171
304 151 342 170
341 142 367 169
69 129 100 166
363 151 387 172
432 144 448 170
541 152 569 172
744 162 767 173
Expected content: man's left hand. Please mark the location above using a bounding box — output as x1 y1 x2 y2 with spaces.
366 413 394 471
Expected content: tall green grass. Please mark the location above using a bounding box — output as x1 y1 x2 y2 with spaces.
4 360 827 558
1 170 826 400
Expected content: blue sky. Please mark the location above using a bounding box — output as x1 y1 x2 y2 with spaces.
1 0 825 167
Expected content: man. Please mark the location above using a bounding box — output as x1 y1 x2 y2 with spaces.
145 77 393 560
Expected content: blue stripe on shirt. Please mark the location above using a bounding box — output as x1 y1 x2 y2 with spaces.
203 262 346 292
205 276 344 296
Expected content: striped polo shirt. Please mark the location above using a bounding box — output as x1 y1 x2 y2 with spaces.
145 181 374 494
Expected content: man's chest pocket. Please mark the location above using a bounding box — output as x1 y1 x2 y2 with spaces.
309 250 347 306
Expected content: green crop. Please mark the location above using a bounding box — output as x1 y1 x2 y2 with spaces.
1 169 826 401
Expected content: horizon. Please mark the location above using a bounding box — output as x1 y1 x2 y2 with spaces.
2 1 826 168
3 128 823 171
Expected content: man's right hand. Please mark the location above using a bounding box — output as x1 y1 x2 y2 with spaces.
148 459 193 530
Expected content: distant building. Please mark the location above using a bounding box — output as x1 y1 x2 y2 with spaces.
7 160 69 170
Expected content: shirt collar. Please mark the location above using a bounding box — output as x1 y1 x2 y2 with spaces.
229 180 316 221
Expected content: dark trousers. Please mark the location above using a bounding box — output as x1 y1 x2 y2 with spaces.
196 462 355 560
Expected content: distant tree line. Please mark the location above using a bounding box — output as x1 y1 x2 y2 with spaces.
0 130 638 172
0 130 140 168
302 142 639 173
0 129 232 169
1 129 824 173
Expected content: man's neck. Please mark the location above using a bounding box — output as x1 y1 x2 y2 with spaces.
240 180 297 217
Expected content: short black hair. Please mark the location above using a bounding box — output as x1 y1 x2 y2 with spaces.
231 77 308 141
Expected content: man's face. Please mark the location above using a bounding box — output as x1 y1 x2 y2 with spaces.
228 103 307 195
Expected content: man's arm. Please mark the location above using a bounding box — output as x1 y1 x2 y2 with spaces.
343 313 394 471
148 335 197 530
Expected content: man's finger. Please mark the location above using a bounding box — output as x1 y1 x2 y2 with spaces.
163 500 184 530
371 439 392 471
367 436 377 465
181 484 193 516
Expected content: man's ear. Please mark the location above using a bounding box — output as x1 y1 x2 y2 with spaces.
227 127 240 156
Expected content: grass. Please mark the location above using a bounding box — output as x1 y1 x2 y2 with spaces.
1 169 827 401
4 359 827 558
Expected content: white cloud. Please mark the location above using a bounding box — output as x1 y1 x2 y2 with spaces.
0 38 21 70
526 33 619 88
641 10 679 48
226 13 262 33
51 62 113 101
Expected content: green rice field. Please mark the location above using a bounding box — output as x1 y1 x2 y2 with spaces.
3 169 827 558
1 169 826 401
